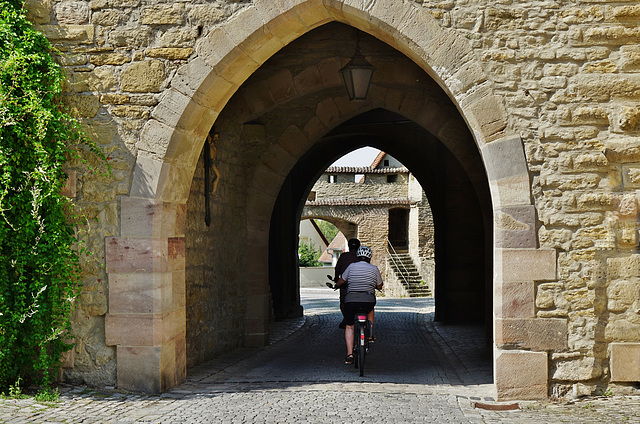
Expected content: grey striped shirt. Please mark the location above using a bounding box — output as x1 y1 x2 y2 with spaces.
342 261 383 302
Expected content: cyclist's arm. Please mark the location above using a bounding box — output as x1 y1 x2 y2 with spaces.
375 268 383 290
337 263 352 288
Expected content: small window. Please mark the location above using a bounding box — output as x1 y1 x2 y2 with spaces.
355 174 365 183
387 174 398 183
328 175 337 183
383 159 389 167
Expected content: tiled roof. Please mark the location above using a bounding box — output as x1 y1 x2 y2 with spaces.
370 150 387 168
318 232 346 263
305 198 413 206
324 166 408 174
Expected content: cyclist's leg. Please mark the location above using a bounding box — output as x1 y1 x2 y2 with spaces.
345 324 354 355
367 306 375 340
344 302 357 360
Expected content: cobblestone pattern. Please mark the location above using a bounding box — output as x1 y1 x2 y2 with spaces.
2 289 640 423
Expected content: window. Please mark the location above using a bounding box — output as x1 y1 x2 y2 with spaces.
328 175 337 183
383 159 389 167
387 174 398 183
355 174 365 183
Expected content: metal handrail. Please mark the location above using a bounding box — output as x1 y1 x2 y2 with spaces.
385 237 412 284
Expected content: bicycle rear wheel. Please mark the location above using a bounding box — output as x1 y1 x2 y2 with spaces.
358 324 365 376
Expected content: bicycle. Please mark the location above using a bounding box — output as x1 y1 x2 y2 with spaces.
352 308 371 377
327 275 374 377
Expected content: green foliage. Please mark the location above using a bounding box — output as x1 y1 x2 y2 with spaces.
34 387 60 403
316 220 339 243
298 242 321 267
0 0 104 391
0 377 28 399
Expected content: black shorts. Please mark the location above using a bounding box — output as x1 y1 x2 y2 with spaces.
344 302 375 326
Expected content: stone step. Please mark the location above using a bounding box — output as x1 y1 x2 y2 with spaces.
387 252 430 297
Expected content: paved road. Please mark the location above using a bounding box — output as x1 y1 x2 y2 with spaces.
1 288 640 423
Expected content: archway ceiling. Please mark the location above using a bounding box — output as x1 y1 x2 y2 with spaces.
235 22 460 127
223 22 487 196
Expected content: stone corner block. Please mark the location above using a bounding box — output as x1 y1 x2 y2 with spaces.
495 318 567 351
482 135 527 181
610 343 640 382
496 349 548 400
489 174 532 208
116 338 185 393
121 196 187 238
495 281 535 319
495 205 537 249
469 95 508 142
496 249 557 283
105 237 185 274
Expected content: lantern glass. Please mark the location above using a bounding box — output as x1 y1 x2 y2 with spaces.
339 52 376 101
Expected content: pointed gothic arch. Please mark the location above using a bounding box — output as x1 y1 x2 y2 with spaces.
105 0 555 399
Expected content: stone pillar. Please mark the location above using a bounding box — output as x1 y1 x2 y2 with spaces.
484 135 563 400
105 197 187 393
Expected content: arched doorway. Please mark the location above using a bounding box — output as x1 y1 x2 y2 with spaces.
106 1 549 400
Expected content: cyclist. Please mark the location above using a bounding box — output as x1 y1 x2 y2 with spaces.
334 238 361 329
335 246 383 364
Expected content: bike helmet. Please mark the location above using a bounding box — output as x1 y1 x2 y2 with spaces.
356 246 372 260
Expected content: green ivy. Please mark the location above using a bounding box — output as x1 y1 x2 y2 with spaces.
0 0 104 390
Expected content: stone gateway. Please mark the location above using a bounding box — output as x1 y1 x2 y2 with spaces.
27 0 640 400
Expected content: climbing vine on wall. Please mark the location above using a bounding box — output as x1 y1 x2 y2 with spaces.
0 0 104 390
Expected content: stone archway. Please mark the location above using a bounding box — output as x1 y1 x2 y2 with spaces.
104 0 555 399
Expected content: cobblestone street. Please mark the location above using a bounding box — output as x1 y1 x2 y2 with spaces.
2 288 640 423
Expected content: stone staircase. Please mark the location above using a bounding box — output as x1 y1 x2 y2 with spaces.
386 250 431 297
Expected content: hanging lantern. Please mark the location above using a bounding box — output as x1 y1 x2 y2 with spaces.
339 44 376 101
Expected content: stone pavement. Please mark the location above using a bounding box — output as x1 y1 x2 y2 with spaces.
1 288 640 423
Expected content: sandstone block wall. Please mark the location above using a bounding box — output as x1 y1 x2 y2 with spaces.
25 0 640 396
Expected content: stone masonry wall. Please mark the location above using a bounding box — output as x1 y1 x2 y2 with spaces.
313 172 409 200
184 127 248 368
26 0 640 394
422 2 640 396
